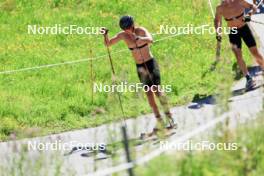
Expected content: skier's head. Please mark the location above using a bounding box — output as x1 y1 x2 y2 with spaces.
222 0 232 5
119 15 134 31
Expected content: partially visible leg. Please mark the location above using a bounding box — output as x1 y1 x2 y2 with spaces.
138 65 164 131
145 90 166 131
231 45 255 89
231 45 249 76
229 28 251 77
153 86 175 128
154 87 170 113
241 24 264 70
249 46 264 70
148 58 175 128
145 90 161 118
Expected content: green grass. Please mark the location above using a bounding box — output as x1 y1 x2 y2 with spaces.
136 115 264 176
0 0 254 140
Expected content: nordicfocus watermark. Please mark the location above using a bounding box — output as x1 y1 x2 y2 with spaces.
157 24 238 35
27 140 106 151
93 82 172 93
27 24 104 35
160 140 238 151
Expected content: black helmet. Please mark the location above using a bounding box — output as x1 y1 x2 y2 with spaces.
119 15 134 30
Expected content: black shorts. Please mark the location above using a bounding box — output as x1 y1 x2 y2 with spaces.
229 24 257 49
136 58 160 87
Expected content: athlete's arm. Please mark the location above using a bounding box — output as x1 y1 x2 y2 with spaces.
135 27 153 45
240 0 257 13
214 6 222 40
101 28 123 47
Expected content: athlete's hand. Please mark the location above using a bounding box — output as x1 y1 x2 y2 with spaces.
252 4 258 14
216 35 222 42
100 27 109 35
248 4 258 15
135 36 141 41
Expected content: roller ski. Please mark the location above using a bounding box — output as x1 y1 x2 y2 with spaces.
140 114 177 141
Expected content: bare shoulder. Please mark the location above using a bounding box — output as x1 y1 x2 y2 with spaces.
136 26 149 34
238 0 250 6
216 4 223 14
116 31 126 38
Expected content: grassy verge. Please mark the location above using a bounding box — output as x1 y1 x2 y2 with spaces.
0 0 254 140
136 114 264 176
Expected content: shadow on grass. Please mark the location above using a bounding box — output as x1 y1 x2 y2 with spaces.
190 66 263 109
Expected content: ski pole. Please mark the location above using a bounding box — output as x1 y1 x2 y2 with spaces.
103 32 127 127
89 45 94 105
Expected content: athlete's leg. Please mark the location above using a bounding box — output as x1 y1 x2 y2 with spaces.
231 45 255 89
137 64 161 118
240 24 264 69
231 45 249 76
153 86 175 128
229 30 250 76
147 59 170 115
153 87 170 115
145 90 166 131
145 90 161 118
